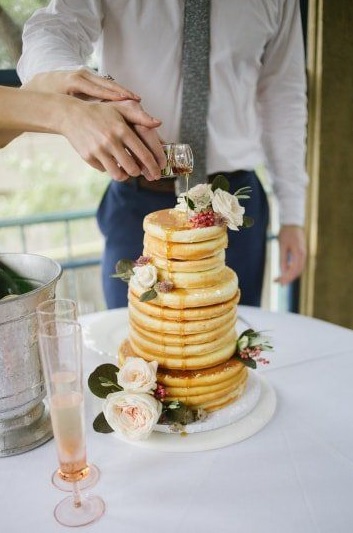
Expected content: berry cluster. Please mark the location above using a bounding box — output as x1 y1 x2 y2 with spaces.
190 210 216 228
154 383 167 401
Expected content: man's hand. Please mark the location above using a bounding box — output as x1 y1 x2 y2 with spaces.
23 69 167 179
275 225 306 285
22 68 141 102
61 98 166 181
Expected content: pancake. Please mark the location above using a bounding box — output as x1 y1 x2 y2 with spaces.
128 303 237 335
157 358 245 387
143 232 228 261
129 266 238 309
129 326 236 358
129 315 236 345
120 337 237 370
128 291 240 321
156 264 227 289
149 250 226 273
198 384 247 412
143 208 225 243
164 368 248 408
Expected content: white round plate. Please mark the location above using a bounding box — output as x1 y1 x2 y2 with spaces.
82 309 252 360
113 374 276 452
82 309 129 359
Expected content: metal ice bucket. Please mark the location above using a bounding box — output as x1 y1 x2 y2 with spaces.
0 253 62 456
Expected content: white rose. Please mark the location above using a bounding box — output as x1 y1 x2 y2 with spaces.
188 184 213 212
175 194 188 212
118 357 158 392
103 391 162 441
211 189 245 230
132 264 157 289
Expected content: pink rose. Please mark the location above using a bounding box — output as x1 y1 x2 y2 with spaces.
103 391 162 441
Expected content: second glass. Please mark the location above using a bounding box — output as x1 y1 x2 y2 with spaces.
36 298 100 492
38 319 105 527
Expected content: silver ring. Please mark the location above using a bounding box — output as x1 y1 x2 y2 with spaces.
103 74 114 81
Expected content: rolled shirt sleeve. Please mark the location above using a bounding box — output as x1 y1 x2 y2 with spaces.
257 0 309 226
17 0 103 82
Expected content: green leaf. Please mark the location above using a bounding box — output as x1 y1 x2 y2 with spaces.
93 412 114 433
139 287 158 302
186 196 195 210
88 363 122 398
242 216 254 228
233 355 257 369
211 174 230 192
239 328 256 338
111 259 135 281
160 401 196 425
233 186 252 200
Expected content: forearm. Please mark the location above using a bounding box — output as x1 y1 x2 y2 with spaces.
0 86 72 147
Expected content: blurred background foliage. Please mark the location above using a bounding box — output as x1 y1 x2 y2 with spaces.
0 0 108 218
0 0 48 68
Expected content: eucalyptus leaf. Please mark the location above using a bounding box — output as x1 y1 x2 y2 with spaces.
139 288 158 302
242 216 254 228
233 186 252 200
111 259 135 281
93 412 114 433
211 174 230 192
88 363 122 398
162 401 196 425
186 196 195 210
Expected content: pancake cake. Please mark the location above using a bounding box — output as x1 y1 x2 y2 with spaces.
117 180 252 413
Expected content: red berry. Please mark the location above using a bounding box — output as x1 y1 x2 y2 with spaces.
190 211 216 228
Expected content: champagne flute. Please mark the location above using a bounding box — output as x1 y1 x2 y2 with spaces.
36 299 100 492
36 298 78 326
38 319 105 527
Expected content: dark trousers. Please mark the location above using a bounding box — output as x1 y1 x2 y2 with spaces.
97 170 269 309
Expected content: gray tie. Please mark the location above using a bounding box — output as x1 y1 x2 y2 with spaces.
177 0 210 194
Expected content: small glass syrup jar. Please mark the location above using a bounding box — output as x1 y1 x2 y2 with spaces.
161 143 194 178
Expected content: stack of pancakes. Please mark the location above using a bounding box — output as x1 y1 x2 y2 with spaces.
118 208 248 412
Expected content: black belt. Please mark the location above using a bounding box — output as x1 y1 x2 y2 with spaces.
124 175 176 193
124 170 252 194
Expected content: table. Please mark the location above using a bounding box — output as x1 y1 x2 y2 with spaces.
1 306 352 533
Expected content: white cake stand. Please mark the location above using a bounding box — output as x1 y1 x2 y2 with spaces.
112 372 276 452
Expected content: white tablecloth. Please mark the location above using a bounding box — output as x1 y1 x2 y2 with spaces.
1 306 352 533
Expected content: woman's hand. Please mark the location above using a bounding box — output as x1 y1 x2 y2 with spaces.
22 69 167 178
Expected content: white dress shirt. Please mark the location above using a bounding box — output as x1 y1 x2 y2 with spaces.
18 0 309 226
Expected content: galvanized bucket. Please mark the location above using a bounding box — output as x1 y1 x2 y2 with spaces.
0 253 62 456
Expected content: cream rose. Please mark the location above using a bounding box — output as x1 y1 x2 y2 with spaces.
117 357 158 392
103 391 162 441
132 264 157 289
175 194 188 212
211 189 245 230
188 184 213 212
175 184 213 214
